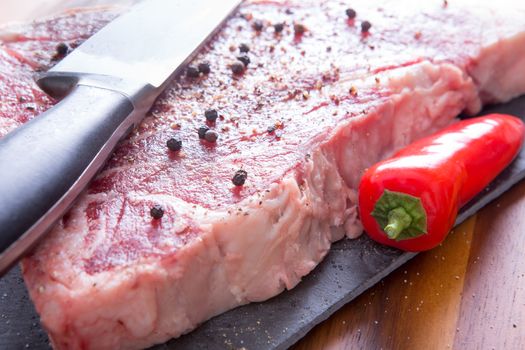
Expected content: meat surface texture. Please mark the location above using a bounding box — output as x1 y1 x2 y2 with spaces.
0 0 524 349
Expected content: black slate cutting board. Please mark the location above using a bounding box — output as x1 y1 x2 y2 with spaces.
1 95 525 350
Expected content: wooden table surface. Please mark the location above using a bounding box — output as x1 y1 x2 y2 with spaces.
293 180 525 350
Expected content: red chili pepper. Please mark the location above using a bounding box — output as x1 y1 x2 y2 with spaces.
358 114 525 252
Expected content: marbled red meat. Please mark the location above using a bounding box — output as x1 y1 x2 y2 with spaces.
0 0 524 349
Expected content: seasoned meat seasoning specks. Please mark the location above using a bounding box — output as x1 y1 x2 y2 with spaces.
294 23 306 35
198 125 209 139
204 130 219 143
55 42 70 56
237 54 251 67
186 66 200 78
252 20 263 32
198 62 211 75
232 170 248 186
346 8 357 19
166 137 182 152
150 205 164 219
239 43 250 53
204 109 218 122
52 42 71 60
361 20 372 33
231 62 246 75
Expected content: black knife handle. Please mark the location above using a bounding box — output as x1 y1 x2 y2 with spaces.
0 84 134 274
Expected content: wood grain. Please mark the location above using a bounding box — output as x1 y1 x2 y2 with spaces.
293 180 525 350
454 181 525 349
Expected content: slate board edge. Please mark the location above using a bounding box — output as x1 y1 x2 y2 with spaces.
276 251 417 350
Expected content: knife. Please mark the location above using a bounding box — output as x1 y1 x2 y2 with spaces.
0 0 241 276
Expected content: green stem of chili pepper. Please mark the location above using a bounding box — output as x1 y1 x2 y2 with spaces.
384 207 413 239
370 190 427 241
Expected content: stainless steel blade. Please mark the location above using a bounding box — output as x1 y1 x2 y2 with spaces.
50 0 240 88
0 0 241 276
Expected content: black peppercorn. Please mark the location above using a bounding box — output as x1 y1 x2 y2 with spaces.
239 43 250 53
361 20 372 33
186 65 200 78
274 22 284 33
198 62 211 74
150 205 164 219
205 109 218 122
232 170 248 186
204 129 219 143
166 137 182 151
55 42 70 56
345 8 356 19
267 125 276 133
294 23 306 35
237 54 251 67
231 62 246 75
252 20 263 31
198 125 209 139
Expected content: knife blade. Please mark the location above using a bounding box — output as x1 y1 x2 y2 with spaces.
0 0 241 276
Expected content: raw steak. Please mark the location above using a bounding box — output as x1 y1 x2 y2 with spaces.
0 0 524 349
